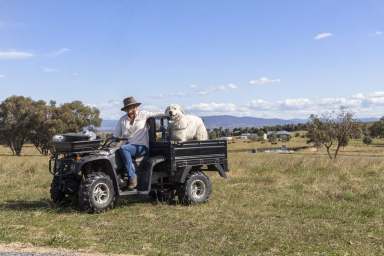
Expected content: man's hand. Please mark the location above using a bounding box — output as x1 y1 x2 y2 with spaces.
111 136 129 142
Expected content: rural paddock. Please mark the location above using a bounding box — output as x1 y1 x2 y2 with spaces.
0 140 384 255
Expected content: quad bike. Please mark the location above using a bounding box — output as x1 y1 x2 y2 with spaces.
49 115 228 213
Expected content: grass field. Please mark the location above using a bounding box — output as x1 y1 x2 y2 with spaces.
1 139 384 255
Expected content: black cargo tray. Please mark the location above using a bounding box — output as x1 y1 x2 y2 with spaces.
53 140 102 153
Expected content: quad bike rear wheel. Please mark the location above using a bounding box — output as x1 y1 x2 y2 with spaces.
178 171 212 205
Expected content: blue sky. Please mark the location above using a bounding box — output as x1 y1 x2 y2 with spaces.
0 0 383 119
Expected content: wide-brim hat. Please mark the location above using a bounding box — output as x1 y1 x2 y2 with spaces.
121 96 141 111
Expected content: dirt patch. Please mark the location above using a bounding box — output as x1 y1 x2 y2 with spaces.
0 242 138 256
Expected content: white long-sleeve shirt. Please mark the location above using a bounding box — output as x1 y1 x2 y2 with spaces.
113 110 161 147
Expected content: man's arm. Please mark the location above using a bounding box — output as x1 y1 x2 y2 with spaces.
141 110 164 119
113 118 122 137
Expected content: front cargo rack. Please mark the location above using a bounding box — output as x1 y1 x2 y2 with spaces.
53 140 102 153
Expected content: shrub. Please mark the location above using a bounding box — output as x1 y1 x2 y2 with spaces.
363 136 373 145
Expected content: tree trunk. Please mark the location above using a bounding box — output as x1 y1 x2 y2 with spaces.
325 146 333 160
15 148 22 156
34 144 43 155
334 144 341 160
43 148 49 156
9 145 15 156
324 141 333 160
14 137 25 156
8 141 16 156
15 142 22 156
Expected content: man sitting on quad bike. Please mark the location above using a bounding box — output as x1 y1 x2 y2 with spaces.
114 96 161 190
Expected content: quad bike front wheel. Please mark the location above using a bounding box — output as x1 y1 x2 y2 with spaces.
50 175 65 204
79 172 116 213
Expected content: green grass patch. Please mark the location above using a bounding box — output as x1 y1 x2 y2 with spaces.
0 143 384 255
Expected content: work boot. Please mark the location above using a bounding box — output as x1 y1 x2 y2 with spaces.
128 176 137 190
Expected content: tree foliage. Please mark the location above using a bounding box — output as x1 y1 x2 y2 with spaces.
307 111 360 160
363 136 373 145
0 96 37 155
368 117 384 138
0 96 102 156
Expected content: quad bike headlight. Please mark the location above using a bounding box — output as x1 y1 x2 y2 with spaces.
52 135 65 142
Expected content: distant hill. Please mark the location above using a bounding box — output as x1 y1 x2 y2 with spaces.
201 115 306 129
100 115 307 131
100 115 380 131
358 117 380 123
99 119 117 132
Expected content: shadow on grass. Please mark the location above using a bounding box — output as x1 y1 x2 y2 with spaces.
0 199 78 214
0 154 47 157
117 194 181 207
0 196 178 214
372 144 384 147
0 199 52 211
262 151 384 158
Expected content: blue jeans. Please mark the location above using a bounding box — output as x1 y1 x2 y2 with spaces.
119 144 148 179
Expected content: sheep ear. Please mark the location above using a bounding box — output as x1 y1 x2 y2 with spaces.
165 106 170 114
180 106 186 114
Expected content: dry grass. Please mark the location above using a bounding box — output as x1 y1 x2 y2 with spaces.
229 136 309 152
0 140 384 255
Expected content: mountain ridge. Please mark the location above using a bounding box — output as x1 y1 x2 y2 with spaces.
99 115 379 131
100 115 380 131
100 115 308 131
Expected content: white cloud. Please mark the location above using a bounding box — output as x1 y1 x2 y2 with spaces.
91 99 165 119
279 98 312 110
142 105 163 113
361 91 384 107
197 90 209 96
249 77 281 85
49 48 70 57
0 50 35 60
196 83 238 96
151 91 188 99
41 66 59 73
375 31 383 36
369 91 384 98
169 92 188 97
150 93 166 99
94 92 384 120
184 92 384 119
0 74 5 78
188 102 249 115
212 84 238 92
227 83 238 89
351 93 365 100
318 97 345 105
89 100 121 120
248 99 274 110
154 83 238 99
314 32 333 40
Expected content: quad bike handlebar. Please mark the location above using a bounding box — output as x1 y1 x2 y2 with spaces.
102 136 129 148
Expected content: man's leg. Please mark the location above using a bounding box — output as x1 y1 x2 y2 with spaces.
120 144 148 189
133 144 148 158
120 144 137 179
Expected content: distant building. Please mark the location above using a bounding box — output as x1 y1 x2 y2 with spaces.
218 136 233 142
267 131 292 141
238 133 267 141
